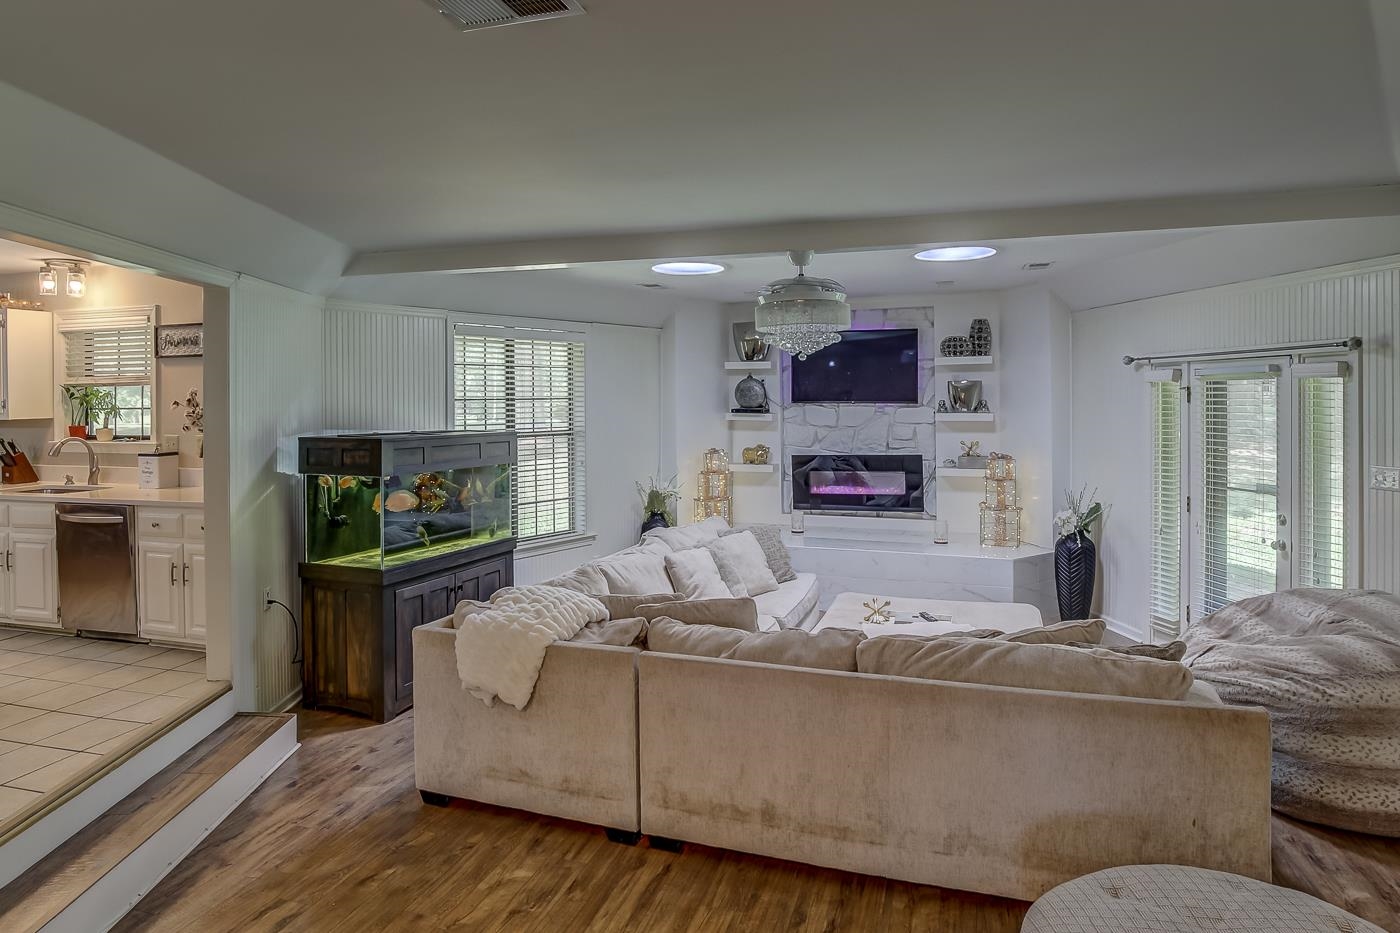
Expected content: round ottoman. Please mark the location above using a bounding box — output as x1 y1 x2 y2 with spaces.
1022 865 1386 933
1183 588 1400 835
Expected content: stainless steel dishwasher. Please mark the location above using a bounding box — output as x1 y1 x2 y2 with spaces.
56 503 139 639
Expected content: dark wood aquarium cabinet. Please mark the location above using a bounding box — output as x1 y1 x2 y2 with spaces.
297 431 516 721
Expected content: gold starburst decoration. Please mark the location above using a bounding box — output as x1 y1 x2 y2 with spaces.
862 598 892 623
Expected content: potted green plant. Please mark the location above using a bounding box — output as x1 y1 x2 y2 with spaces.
635 474 681 536
90 389 119 442
62 385 110 439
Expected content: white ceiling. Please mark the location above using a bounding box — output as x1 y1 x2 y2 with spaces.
0 238 86 275
0 0 1394 256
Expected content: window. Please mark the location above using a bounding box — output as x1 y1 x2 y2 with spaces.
58 310 155 439
1147 356 1353 635
451 325 586 543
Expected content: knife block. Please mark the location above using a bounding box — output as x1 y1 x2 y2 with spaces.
2 454 39 485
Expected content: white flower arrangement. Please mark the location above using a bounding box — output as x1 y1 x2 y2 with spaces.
1054 486 1105 540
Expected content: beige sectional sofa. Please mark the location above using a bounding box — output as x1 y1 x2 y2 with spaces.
414 611 1274 900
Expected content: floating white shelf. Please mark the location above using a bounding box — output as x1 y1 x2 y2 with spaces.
937 412 995 423
730 463 776 473
937 467 986 477
937 355 993 367
725 360 776 372
727 412 775 423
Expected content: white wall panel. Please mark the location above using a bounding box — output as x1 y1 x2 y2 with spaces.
323 301 449 431
1073 256 1400 636
226 277 325 711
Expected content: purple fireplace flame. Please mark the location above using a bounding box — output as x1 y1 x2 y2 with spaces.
792 455 925 514
809 471 906 496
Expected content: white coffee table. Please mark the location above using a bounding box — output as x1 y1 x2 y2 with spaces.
814 592 1044 639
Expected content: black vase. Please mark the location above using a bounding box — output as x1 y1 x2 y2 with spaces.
1055 531 1097 621
641 511 670 536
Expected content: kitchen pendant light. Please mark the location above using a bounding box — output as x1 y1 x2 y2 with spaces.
38 263 57 296
754 250 851 360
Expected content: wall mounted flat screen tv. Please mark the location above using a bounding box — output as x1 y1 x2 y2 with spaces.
790 329 919 403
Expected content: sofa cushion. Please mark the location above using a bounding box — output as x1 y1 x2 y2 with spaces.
1066 639 1187 661
570 617 648 647
642 516 729 552
595 550 674 595
857 636 1194 701
647 619 864 671
589 592 683 620
724 627 864 672
637 597 759 632
1001 618 1106 645
751 573 820 630
541 562 609 595
664 548 732 600
723 524 797 583
646 618 748 657
708 531 780 597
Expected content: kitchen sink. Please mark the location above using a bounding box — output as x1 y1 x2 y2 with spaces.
11 486 106 494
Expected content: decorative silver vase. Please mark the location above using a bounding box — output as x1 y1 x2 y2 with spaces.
947 379 983 412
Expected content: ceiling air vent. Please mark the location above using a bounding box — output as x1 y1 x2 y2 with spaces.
424 0 585 32
1022 261 1054 271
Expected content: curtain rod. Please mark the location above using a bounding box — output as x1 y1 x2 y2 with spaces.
1122 336 1361 367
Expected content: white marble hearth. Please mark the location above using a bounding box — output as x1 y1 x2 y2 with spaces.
782 516 1057 622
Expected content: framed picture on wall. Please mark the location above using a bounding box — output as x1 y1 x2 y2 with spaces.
156 323 204 358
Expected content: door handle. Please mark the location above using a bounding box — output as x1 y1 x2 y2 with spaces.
58 514 126 525
1270 540 1288 552
4 550 10 572
170 562 178 586
183 563 190 586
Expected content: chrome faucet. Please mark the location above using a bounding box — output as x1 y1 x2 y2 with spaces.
47 437 101 485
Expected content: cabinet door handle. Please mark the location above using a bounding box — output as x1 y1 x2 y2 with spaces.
170 562 178 586
4 550 10 572
183 563 191 585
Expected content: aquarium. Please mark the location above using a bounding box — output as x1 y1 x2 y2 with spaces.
298 431 515 572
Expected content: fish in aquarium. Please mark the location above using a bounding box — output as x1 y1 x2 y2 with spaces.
384 490 420 512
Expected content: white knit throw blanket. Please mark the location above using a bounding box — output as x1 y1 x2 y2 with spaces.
453 585 607 710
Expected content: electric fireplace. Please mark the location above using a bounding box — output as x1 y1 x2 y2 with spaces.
791 454 924 513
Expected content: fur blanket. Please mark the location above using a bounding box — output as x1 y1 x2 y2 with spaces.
1184 588 1400 835
453 585 607 711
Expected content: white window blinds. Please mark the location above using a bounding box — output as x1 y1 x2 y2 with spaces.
1148 379 1183 640
1297 374 1347 588
1197 373 1279 616
451 326 586 542
59 311 154 385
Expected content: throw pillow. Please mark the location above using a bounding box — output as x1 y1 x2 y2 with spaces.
722 524 797 583
1065 639 1187 661
708 531 780 597
723 627 864 672
646 618 748 657
642 515 730 552
541 562 609 595
637 597 759 632
595 550 674 595
589 592 683 620
1001 618 1107 645
856 636 1193 701
664 548 732 600
570 617 648 647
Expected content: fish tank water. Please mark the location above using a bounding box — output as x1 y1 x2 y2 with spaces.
297 431 516 572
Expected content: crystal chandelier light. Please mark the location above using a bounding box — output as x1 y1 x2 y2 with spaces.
754 250 851 360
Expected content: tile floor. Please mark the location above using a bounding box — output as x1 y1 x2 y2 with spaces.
0 627 226 835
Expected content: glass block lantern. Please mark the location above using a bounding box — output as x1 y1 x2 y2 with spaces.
694 448 733 523
979 452 1022 547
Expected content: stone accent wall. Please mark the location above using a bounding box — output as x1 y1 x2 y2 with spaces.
781 307 938 517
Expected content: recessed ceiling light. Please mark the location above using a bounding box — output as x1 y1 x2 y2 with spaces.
914 246 998 262
651 261 726 276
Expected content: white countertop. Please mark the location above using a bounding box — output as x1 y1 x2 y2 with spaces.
0 483 204 506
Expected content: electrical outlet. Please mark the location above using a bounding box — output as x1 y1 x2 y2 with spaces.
1372 466 1400 492
263 586 273 608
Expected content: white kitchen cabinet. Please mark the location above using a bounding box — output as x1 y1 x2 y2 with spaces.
135 508 206 646
0 504 60 630
0 306 55 422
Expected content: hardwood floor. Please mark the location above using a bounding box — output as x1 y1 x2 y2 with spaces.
117 709 1400 933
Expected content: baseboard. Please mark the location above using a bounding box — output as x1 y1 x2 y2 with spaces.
1101 614 1147 644
57 716 299 933
270 685 303 713
0 692 237 891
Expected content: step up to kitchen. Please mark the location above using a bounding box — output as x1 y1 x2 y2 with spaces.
0 712 297 933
